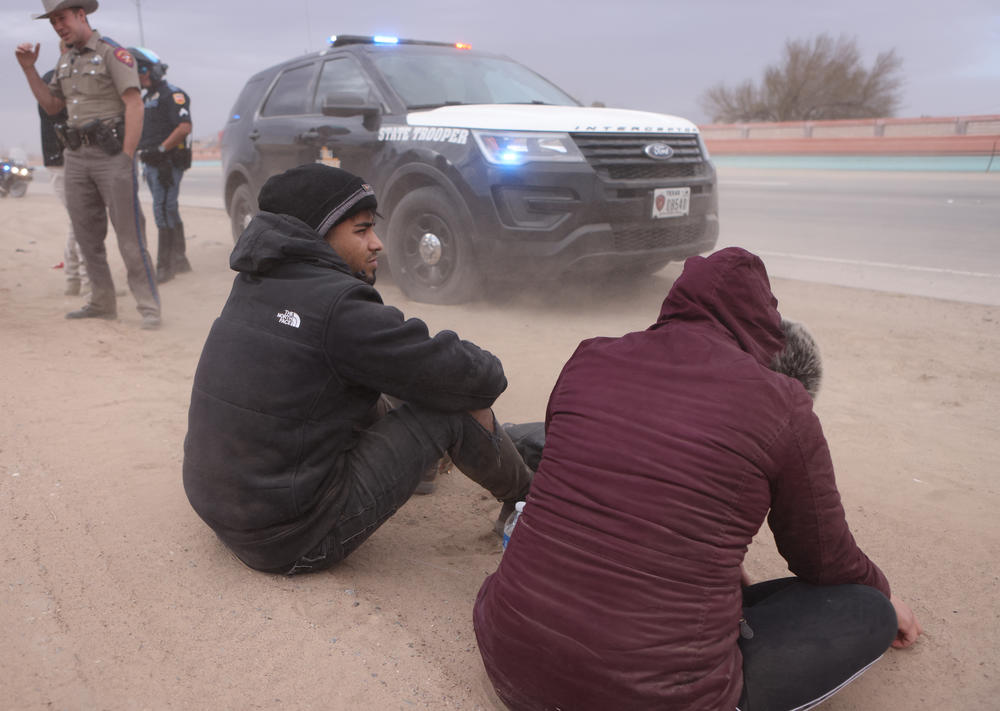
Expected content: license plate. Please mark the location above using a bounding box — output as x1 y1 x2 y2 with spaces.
652 187 690 219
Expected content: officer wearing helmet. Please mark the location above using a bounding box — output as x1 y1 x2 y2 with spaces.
15 0 161 330
131 47 193 283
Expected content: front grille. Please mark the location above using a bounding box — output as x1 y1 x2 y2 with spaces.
612 219 707 252
607 162 708 180
572 133 707 182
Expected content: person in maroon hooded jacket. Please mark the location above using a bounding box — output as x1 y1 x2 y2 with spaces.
474 247 921 711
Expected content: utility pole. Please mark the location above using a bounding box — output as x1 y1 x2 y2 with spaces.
135 0 146 47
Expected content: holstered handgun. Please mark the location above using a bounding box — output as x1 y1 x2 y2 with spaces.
96 119 124 156
53 122 82 150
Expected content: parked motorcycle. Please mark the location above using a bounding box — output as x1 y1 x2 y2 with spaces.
0 158 33 198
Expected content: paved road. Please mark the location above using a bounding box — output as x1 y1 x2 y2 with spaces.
716 167 1000 305
27 163 1000 305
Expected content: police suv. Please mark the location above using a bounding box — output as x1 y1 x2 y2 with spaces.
221 35 718 303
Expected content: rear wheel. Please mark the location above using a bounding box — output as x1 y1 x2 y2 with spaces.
229 183 257 242
386 186 479 304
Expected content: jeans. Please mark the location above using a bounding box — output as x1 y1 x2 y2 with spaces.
284 399 533 575
143 163 183 229
737 578 898 711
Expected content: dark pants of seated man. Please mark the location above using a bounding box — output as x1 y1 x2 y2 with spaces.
737 577 898 711
284 398 533 575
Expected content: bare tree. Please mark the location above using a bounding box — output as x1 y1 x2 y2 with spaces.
701 34 903 122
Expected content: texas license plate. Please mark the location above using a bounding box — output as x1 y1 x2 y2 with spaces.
652 187 690 219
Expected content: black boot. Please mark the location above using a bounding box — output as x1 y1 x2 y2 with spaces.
156 226 175 283
172 221 192 274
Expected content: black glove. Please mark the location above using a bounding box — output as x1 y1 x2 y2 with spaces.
156 161 175 189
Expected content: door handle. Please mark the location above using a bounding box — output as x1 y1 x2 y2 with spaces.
248 129 260 141
297 129 321 144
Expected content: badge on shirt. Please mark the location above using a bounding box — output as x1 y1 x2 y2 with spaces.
173 92 186 105
113 48 134 67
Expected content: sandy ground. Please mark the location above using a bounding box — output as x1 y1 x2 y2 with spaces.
2 192 999 711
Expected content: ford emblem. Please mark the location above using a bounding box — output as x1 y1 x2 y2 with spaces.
643 142 674 160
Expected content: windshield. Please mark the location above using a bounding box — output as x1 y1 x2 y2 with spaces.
369 50 580 110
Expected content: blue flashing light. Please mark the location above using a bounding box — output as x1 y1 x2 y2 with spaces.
2 164 9 172
499 152 519 164
232 114 241 120
328 35 337 45
373 35 399 44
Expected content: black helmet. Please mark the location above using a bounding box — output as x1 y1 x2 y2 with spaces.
129 46 167 83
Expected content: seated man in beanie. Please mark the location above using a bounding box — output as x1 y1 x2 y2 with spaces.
182 164 531 574
474 247 920 711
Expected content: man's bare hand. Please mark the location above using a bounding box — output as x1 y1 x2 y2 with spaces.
890 594 922 649
15 42 40 70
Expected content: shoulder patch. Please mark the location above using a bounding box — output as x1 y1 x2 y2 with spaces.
113 47 134 67
173 92 186 105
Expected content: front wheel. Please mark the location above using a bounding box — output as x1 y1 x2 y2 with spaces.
9 181 28 198
386 186 479 304
229 183 257 242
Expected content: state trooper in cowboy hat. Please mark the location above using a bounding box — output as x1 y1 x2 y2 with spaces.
33 0 99 21
17 0 162 329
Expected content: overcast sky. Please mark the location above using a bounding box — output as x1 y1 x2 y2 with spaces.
3 0 999 156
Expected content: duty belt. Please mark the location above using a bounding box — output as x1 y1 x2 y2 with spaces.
54 119 125 154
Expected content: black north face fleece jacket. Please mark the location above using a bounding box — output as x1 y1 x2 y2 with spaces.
182 212 506 571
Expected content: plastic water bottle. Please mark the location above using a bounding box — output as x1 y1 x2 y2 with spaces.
502 501 526 550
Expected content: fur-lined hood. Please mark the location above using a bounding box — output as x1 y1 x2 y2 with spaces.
772 319 822 398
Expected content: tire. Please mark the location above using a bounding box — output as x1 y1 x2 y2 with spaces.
9 181 28 198
229 183 257 242
386 186 479 304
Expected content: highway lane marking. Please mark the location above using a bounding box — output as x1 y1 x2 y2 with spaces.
756 251 1000 280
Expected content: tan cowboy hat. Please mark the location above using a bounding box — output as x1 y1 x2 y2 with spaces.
33 0 99 20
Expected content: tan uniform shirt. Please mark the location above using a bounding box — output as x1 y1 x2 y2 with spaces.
47 30 140 128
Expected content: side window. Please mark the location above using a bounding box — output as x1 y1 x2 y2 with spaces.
227 75 268 123
260 64 315 117
312 56 376 112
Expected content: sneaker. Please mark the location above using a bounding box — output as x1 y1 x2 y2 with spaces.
64 279 81 296
65 305 116 320
140 313 161 330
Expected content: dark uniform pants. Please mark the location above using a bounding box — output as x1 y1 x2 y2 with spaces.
64 145 160 317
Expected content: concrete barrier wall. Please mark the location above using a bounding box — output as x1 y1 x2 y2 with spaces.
700 115 1000 155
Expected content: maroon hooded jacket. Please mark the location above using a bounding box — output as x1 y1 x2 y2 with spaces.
474 248 889 711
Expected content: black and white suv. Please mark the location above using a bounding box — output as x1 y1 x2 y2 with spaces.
221 35 719 303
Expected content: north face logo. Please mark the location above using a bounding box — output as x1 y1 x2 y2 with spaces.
276 310 301 328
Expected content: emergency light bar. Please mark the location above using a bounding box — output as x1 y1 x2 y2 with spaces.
328 34 471 50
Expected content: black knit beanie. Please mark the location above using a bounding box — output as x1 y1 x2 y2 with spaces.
257 163 377 235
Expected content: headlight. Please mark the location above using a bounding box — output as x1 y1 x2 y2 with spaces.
19 168 29 176
472 131 585 166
